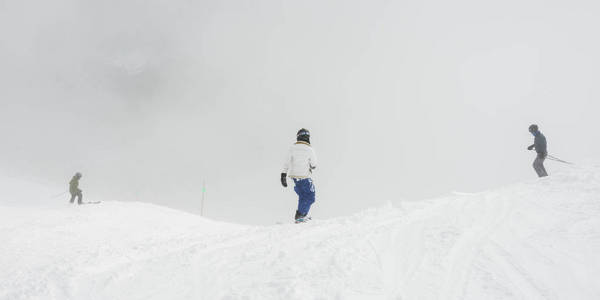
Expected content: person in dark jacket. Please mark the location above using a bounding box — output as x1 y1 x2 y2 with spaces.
527 124 548 177
69 172 83 204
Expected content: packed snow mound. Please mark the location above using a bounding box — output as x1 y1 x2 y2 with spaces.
1 166 600 300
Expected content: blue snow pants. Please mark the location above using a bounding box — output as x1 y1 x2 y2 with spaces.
293 178 315 216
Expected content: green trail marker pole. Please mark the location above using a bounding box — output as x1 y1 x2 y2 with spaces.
201 180 206 216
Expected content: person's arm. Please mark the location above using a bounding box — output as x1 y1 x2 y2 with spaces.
281 149 291 187
309 148 317 170
527 144 535 150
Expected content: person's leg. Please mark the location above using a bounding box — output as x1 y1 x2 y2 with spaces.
302 179 315 214
297 179 315 216
533 157 542 177
293 179 303 220
77 191 83 204
533 157 548 177
532 158 539 177
69 193 76 203
539 156 548 177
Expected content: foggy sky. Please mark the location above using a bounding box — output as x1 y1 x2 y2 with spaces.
1 0 599 224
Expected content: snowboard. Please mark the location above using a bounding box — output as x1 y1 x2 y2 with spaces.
275 217 312 224
295 217 312 224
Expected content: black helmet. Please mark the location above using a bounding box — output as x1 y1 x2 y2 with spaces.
297 128 310 138
75 172 82 178
297 128 310 143
528 124 539 133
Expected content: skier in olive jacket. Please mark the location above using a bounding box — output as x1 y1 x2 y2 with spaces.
69 172 83 204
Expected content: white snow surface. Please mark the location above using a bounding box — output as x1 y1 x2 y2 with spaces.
1 166 600 300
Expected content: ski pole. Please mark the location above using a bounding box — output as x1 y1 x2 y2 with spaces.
49 191 69 198
546 154 574 165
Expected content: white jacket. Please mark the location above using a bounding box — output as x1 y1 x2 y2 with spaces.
282 141 317 179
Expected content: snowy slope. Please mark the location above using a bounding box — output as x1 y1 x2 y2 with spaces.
1 166 600 300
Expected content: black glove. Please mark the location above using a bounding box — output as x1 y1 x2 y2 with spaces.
280 173 287 187
527 145 534 151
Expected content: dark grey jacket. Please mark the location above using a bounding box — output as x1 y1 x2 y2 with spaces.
532 132 547 155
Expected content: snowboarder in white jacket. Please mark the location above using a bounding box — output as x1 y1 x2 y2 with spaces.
281 128 317 223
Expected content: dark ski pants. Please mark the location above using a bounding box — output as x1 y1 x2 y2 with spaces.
70 190 83 204
533 155 548 177
293 178 315 217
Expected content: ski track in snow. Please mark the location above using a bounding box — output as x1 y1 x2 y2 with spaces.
1 166 600 300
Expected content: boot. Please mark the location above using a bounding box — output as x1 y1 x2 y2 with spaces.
295 210 307 220
294 210 307 222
